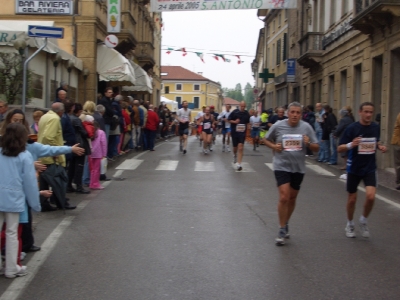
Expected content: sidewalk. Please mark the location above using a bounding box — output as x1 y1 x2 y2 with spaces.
306 156 399 192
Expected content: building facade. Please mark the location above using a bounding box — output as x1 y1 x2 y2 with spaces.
254 0 400 169
161 66 223 118
0 0 161 105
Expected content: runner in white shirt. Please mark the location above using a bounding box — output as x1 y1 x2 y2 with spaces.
218 104 232 152
195 106 206 146
250 111 261 151
177 101 192 154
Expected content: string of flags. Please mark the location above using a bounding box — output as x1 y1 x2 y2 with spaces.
164 48 247 64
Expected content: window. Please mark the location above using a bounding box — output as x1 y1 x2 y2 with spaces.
354 64 362 117
193 84 200 91
165 86 170 94
176 96 182 105
68 86 77 102
273 20 275 33
340 70 347 108
50 80 59 101
282 34 287 62
278 14 281 27
285 9 288 20
272 44 275 68
30 73 43 99
193 97 200 108
330 0 336 25
276 39 281 65
341 0 348 16
266 25 270 37
176 83 182 91
313 0 319 32
328 75 335 109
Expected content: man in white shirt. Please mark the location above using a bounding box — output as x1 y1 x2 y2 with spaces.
218 104 232 152
177 101 191 154
195 106 206 146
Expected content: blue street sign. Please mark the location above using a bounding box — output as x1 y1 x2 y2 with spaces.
28 25 64 39
287 58 296 83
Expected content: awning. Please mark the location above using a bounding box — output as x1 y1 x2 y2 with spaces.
160 96 176 104
97 44 136 85
0 20 83 70
122 61 153 93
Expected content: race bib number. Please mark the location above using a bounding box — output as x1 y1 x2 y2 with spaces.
203 122 211 130
237 124 246 132
252 122 260 128
282 134 303 151
358 138 376 154
181 115 189 122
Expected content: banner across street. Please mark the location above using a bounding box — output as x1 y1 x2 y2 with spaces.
150 0 297 12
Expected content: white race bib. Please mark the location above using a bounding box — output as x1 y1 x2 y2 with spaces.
252 122 260 128
203 122 211 130
236 124 246 132
282 134 303 151
358 138 376 154
182 116 188 121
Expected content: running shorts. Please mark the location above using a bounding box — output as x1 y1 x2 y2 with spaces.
179 128 189 136
222 128 231 135
346 172 377 193
251 128 260 138
232 133 246 147
274 171 305 191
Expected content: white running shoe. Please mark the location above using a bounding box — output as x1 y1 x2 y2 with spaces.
345 224 356 238
340 173 347 180
5 265 27 279
233 154 237 164
227 146 231 152
359 222 370 238
209 146 213 151
237 164 242 171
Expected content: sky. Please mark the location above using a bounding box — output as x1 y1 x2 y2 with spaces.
161 10 264 90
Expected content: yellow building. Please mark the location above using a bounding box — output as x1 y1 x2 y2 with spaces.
161 66 223 118
0 0 161 104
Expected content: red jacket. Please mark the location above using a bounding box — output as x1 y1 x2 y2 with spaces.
82 121 95 139
145 110 160 131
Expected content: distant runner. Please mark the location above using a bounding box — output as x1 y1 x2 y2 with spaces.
177 100 191 154
199 107 216 154
250 110 261 151
218 104 232 152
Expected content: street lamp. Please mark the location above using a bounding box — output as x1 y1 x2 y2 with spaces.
83 68 89 101
53 53 62 95
13 38 27 56
67 60 74 87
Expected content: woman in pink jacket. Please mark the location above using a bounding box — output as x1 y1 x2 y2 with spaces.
89 122 107 190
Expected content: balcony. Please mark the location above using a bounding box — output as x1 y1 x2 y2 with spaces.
351 0 400 35
297 32 324 69
136 42 155 71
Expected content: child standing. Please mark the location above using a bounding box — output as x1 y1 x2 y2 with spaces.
89 121 107 190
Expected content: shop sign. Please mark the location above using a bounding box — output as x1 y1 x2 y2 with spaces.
16 0 73 15
287 58 296 83
151 0 297 12
322 18 352 49
107 0 121 33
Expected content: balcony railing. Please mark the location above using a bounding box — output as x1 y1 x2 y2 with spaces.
299 32 324 56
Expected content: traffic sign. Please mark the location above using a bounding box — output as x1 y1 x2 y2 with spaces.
28 25 64 39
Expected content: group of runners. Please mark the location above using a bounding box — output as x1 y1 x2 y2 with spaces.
176 101 385 246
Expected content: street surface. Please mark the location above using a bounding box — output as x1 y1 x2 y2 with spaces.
1 135 400 300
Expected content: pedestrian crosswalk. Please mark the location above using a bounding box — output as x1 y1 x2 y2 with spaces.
115 159 336 176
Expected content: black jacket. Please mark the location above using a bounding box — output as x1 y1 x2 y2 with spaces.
69 114 91 155
322 113 338 140
93 111 106 131
98 96 115 125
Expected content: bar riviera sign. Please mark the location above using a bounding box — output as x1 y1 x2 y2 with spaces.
16 1 73 15
151 0 297 12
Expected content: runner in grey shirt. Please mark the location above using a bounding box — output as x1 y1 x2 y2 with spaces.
264 102 319 246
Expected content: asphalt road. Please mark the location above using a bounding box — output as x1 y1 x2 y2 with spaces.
1 135 400 300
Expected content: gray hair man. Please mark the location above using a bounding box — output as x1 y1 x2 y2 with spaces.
94 104 106 131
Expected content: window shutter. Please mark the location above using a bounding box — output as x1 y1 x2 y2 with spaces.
283 33 287 62
276 39 281 65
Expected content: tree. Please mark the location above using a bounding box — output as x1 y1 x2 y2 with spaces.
223 83 244 102
0 53 27 104
244 82 254 109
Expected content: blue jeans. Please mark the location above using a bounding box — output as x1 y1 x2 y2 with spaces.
146 130 156 150
82 156 90 185
329 133 338 164
316 130 324 161
105 124 110 143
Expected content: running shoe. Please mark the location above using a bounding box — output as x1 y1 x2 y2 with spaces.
222 144 225 152
359 221 370 238
275 228 287 246
285 223 290 239
209 146 213 151
227 146 231 152
5 265 27 279
233 154 237 164
345 224 356 238
237 164 242 171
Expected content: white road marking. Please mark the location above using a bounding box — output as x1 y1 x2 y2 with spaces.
194 161 215 171
232 162 255 172
0 217 75 300
306 164 336 176
155 160 179 171
115 159 143 170
265 163 274 171
113 170 124 177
